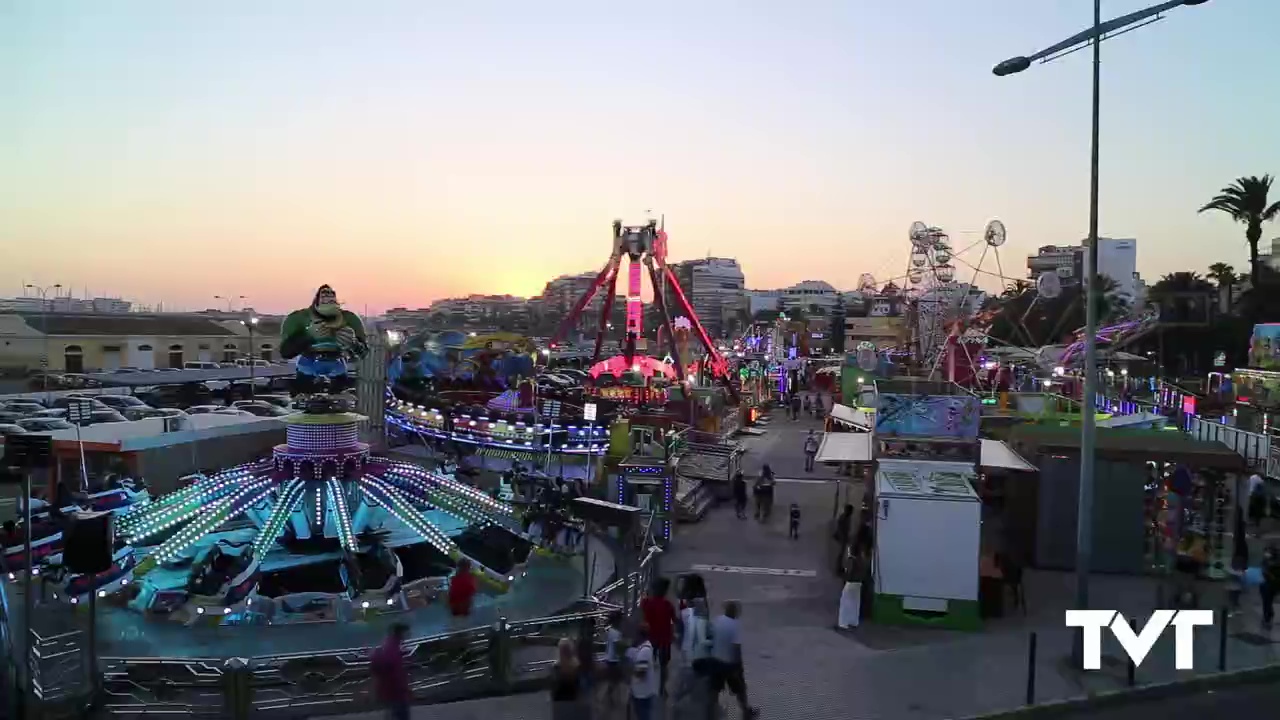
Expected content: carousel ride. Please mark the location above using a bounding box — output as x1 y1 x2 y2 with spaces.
36 286 534 624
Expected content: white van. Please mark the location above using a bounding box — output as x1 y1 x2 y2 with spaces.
183 361 222 371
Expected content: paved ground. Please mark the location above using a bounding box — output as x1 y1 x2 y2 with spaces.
1049 681 1280 719
318 401 1280 720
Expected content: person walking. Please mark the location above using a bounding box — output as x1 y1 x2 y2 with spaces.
758 465 776 522
802 395 811 418
601 610 626 710
550 637 589 720
640 577 680 697
448 558 477 617
370 623 411 720
732 471 748 519
627 625 659 720
1261 546 1280 629
790 394 801 421
709 601 758 718
677 597 715 719
803 429 820 472
789 502 801 540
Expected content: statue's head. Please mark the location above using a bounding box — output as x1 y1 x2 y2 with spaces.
313 285 340 319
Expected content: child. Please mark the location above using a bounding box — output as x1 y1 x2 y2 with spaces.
789 502 801 539
601 610 626 708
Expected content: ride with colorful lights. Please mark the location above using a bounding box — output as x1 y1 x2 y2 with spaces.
31 287 540 626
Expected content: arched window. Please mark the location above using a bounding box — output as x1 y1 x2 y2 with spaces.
223 343 239 363
63 345 84 374
168 344 184 369
137 344 153 352
259 343 274 362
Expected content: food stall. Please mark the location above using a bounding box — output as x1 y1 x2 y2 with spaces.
872 460 982 630
869 393 984 629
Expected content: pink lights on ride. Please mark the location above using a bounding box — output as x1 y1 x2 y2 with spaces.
626 261 643 338
587 355 677 380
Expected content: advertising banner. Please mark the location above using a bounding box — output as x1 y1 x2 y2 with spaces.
1250 323 1280 371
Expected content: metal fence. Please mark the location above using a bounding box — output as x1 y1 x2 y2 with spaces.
70 542 661 720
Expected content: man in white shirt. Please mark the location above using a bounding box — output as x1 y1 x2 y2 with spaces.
710 601 758 718
677 597 715 713
626 625 659 720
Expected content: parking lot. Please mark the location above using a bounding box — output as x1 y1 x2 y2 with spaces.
0 363 302 440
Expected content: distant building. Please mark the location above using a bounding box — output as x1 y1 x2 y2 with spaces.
0 295 133 314
1026 237 1141 301
779 280 840 314
664 258 747 339
747 290 781 316
0 312 276 373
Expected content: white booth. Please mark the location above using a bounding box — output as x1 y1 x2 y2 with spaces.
872 458 982 630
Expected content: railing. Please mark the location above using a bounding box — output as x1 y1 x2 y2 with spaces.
1187 416 1271 473
87 541 661 719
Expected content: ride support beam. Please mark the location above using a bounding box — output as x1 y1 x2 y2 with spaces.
655 260 739 401
551 253 620 348
644 259 685 381
593 260 621 366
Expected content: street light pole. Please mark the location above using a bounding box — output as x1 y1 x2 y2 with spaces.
25 284 62 402
245 315 259 399
992 0 1211 627
214 294 246 313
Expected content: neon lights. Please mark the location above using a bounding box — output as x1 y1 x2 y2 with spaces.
326 478 357 551
253 479 306 558
360 477 458 558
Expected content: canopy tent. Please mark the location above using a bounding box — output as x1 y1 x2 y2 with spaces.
815 433 1035 471
830 403 873 430
816 432 873 463
978 438 1035 472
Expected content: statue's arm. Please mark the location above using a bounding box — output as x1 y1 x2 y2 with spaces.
279 311 312 360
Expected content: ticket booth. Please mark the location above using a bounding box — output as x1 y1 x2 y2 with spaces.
615 456 674 546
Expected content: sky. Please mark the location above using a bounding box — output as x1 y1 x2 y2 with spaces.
2 0 1278 314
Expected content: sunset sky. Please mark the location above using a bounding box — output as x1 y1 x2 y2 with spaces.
3 1 1278 314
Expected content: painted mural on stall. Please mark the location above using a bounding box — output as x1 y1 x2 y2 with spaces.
874 394 981 440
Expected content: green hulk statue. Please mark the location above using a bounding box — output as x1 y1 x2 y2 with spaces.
280 284 368 402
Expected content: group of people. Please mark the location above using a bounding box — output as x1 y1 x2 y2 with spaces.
545 576 758 720
786 392 827 421
730 465 803 538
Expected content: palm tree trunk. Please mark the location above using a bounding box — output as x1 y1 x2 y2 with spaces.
1248 220 1263 289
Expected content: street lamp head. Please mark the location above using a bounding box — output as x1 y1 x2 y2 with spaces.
249 316 259 325
1182 0 1209 5
993 56 1032 77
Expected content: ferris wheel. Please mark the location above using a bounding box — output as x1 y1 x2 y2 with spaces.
900 219 1014 377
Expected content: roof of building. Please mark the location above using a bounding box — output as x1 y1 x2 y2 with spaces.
1007 425 1245 469
77 366 297 387
13 313 240 337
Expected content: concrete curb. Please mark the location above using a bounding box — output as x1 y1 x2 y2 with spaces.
957 664 1280 719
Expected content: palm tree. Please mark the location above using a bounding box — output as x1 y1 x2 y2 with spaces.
1206 262 1238 308
1198 175 1280 288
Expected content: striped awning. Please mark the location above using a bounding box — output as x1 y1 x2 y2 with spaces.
478 447 541 462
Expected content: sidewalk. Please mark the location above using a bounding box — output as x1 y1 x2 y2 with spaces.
314 408 1280 720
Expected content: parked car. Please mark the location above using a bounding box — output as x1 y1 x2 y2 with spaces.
183 361 222 371
81 410 128 425
210 408 256 418
253 394 294 410
93 395 151 412
2 400 47 413
0 411 28 424
123 407 188 422
0 423 27 437
184 405 225 415
50 396 110 413
17 418 74 432
231 401 291 417
28 409 68 419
